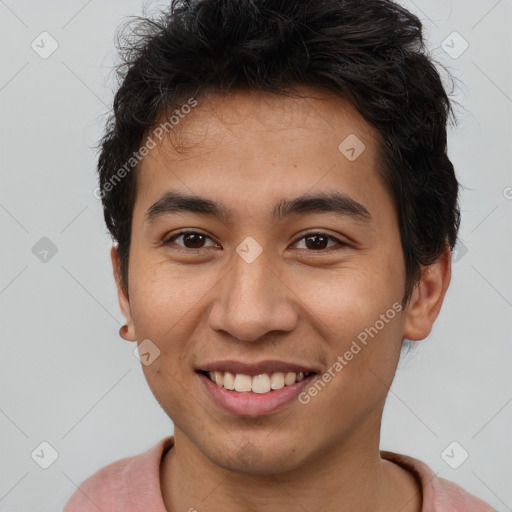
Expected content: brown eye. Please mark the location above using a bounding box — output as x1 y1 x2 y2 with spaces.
166 231 218 250
305 234 329 250
293 232 347 252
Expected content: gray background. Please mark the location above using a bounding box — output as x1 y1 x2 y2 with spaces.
0 0 511 510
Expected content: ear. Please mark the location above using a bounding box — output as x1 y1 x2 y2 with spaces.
403 244 452 341
111 246 136 341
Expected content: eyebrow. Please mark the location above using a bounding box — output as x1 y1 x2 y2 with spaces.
145 190 372 224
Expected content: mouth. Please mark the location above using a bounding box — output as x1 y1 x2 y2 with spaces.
197 369 317 394
196 368 318 416
194 360 320 416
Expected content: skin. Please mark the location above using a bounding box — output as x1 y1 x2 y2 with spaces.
112 87 451 512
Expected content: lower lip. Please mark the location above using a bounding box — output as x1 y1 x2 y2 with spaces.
197 372 315 417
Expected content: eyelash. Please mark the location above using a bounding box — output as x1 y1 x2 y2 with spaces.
164 230 349 253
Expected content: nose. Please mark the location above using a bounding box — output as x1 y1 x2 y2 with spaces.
207 248 298 342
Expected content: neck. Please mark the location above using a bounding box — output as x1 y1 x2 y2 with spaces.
161 424 421 512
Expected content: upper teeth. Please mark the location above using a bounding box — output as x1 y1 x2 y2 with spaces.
208 371 309 394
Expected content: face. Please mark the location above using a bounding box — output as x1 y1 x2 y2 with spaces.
114 88 445 474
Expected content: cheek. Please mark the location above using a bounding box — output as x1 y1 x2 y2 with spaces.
128 254 218 336
286 254 404 333
127 262 199 393
289 261 405 402
301 306 404 435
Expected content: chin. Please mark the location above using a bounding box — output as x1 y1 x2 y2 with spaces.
201 434 308 475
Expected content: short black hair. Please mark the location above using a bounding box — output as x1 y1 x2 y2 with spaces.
98 0 460 305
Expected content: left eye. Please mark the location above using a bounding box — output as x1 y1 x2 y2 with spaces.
165 231 345 252
292 233 346 251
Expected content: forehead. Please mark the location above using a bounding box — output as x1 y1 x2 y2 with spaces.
153 87 378 155
134 87 386 220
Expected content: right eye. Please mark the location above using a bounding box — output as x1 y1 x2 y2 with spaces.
164 230 220 251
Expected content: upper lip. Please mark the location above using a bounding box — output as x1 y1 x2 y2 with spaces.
196 360 319 377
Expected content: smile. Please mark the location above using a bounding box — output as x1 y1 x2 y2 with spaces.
196 368 318 416
199 370 316 394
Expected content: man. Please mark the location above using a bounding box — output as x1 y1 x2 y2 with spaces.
64 0 495 510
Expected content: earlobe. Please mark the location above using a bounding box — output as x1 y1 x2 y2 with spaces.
402 244 452 341
111 246 137 342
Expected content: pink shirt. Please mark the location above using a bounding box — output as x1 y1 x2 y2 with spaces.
63 436 495 511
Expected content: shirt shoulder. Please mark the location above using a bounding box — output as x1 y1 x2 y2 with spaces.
380 450 497 512
63 436 174 512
